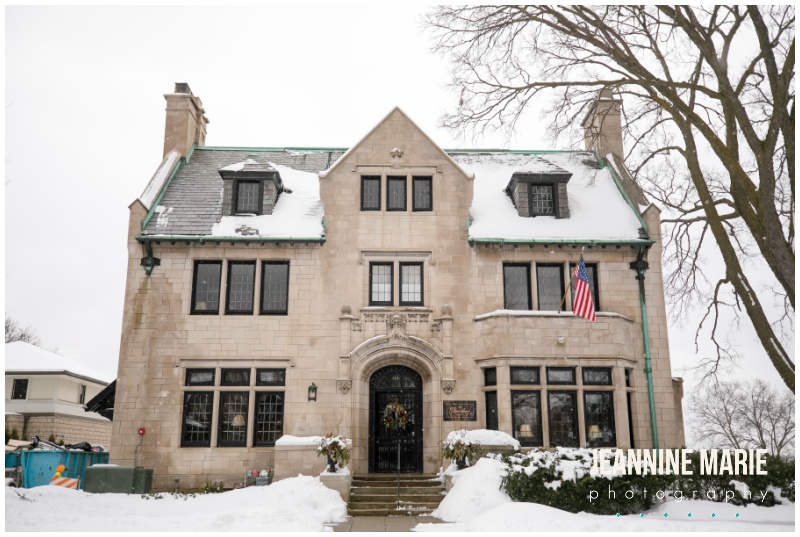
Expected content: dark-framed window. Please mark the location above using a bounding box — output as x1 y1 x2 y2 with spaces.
582 367 612 386
369 262 393 305
570 262 599 311
548 391 579 447
485 391 498 431
217 392 249 447
11 379 28 400
181 391 213 447
483 367 497 387
412 176 433 211
529 184 555 216
234 180 263 214
387 176 407 211
256 369 286 386
221 368 251 386
226 261 256 314
503 263 531 310
260 261 289 315
546 367 575 385
536 264 565 311
399 262 423 306
191 261 222 314
78 384 87 405
186 368 215 386
253 392 284 446
361 175 381 211
584 391 616 448
510 366 540 385
512 391 543 447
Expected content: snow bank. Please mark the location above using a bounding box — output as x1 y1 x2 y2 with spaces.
460 429 520 450
432 457 511 522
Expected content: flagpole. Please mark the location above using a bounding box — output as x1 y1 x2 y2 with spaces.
558 247 584 312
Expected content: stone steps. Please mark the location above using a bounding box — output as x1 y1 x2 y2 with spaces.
348 473 445 517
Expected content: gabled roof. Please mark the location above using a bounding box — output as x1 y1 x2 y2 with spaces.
5 342 112 385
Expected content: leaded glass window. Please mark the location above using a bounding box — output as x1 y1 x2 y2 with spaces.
361 176 381 210
221 369 250 386
529 184 554 215
510 366 540 385
370 263 393 305
181 391 213 447
548 391 578 447
585 392 616 448
235 181 261 214
399 262 423 305
186 368 215 386
387 176 407 211
413 176 432 211
226 262 255 314
536 264 564 311
191 261 221 314
217 392 249 447
503 264 531 310
512 391 543 447
483 367 497 387
582 367 612 386
256 369 285 386
546 367 575 385
261 261 289 315
254 392 284 446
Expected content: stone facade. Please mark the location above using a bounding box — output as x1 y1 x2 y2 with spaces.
110 93 684 490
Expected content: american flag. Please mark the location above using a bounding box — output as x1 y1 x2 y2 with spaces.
572 255 597 322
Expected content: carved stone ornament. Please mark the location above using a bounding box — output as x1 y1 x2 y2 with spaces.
431 321 442 332
351 322 362 332
388 314 407 340
341 304 352 315
441 380 456 394
441 304 453 316
390 147 404 159
337 380 352 394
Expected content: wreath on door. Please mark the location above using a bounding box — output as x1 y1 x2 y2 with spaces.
382 401 409 431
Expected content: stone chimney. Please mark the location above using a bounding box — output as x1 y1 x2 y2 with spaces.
581 88 623 158
163 83 209 158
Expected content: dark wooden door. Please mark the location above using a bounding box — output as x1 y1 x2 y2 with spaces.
369 366 423 473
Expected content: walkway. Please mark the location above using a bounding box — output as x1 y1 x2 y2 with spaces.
331 515 447 532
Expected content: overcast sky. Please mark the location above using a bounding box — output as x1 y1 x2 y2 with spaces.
5 6 790 417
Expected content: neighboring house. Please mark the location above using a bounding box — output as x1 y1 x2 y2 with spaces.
5 342 113 447
111 83 684 489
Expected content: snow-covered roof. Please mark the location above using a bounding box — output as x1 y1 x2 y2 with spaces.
4 342 113 384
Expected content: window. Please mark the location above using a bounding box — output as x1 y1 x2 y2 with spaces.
399 263 423 306
186 369 215 386
570 262 599 311
217 392 249 447
546 367 575 385
261 261 289 315
582 367 612 386
413 176 432 211
387 176 407 211
221 368 250 386
361 175 381 210
254 392 284 446
369 263 393 305
536 264 565 311
548 391 579 447
585 392 616 448
11 379 28 400
485 391 498 431
512 391 543 447
510 367 540 385
529 184 555 216
226 261 256 314
483 367 497 387
181 392 213 447
191 261 222 314
234 180 263 214
256 369 286 386
503 264 531 310
78 384 87 405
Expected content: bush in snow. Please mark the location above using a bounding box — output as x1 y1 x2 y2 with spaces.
316 434 351 469
442 431 483 467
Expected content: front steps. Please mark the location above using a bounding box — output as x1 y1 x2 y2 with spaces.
348 474 445 516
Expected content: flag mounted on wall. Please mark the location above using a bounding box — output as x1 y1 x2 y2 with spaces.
572 255 597 322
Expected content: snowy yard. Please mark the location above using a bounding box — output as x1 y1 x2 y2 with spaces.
5 459 795 532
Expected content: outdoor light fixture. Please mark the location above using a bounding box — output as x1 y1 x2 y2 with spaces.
308 382 317 402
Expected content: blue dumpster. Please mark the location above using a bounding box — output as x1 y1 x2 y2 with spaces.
16 450 109 489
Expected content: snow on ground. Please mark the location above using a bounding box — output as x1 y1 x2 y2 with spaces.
418 458 795 533
5 475 347 532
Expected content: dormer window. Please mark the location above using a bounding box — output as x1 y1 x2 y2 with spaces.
219 159 283 216
529 185 555 216
506 163 572 219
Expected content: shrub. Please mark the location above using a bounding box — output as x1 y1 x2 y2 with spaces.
442 431 483 466
317 433 351 469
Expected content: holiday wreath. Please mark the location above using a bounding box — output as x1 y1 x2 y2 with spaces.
382 401 408 431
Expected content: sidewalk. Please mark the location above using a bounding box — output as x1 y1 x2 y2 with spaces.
331 515 447 532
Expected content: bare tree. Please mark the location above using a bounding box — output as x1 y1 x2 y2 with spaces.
690 379 794 458
426 6 795 391
5 315 41 346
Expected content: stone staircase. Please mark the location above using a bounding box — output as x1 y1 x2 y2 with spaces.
348 474 446 516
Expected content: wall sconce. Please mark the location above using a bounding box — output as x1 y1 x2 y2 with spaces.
308 382 317 402
232 414 246 427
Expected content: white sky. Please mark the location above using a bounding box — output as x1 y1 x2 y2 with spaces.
4 6 791 434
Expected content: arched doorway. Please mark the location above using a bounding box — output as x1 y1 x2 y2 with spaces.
368 365 423 473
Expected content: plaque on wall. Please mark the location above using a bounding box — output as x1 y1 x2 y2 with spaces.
443 400 477 421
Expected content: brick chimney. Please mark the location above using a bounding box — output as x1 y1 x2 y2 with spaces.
581 88 623 159
163 83 209 158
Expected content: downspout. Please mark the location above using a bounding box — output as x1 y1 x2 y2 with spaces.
630 247 659 451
